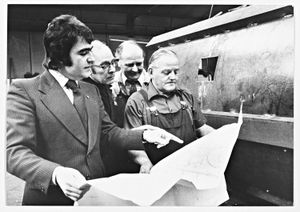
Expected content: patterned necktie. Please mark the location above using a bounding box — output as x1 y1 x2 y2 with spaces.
66 79 88 132
125 79 138 96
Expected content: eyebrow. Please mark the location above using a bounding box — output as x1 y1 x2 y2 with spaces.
78 46 93 54
162 68 179 72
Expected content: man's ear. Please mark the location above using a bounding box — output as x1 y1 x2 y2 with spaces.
114 59 121 72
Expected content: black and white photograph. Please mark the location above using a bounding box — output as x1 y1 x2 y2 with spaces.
1 0 298 210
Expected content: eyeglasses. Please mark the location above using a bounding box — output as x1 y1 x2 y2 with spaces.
93 58 119 70
124 62 143 68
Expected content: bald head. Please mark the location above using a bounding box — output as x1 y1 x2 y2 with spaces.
91 40 114 63
115 40 144 81
90 40 116 84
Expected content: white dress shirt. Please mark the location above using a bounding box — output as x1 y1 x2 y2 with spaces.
49 69 78 104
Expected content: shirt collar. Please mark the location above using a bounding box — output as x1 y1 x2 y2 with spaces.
49 69 78 88
148 81 180 100
148 81 170 100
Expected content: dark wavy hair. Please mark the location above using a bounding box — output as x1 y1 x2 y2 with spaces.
43 14 94 70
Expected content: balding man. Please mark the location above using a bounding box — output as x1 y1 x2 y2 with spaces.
83 40 117 121
83 40 145 176
106 40 150 174
111 40 150 128
124 48 215 173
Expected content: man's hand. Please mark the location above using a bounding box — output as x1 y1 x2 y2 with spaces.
53 167 91 201
134 125 184 148
128 150 153 174
139 160 153 174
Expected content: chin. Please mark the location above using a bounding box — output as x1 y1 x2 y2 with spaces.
84 69 92 77
166 84 176 90
131 75 140 80
164 88 176 93
127 74 141 81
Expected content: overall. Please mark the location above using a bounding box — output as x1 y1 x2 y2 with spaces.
139 90 198 165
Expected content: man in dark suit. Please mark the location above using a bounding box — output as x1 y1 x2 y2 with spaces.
6 14 182 205
83 40 124 176
83 40 117 122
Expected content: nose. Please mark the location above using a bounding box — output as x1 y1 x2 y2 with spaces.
108 64 116 73
87 52 95 64
131 64 138 72
169 71 177 79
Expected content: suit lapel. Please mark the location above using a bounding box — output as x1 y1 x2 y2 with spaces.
80 83 100 154
38 71 88 146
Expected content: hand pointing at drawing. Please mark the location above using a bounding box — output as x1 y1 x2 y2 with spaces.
133 125 184 148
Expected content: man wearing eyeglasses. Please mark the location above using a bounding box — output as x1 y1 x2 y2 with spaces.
83 40 117 122
124 48 215 173
111 40 150 128
83 40 130 176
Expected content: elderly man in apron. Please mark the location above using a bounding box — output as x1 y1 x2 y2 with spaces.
124 48 215 172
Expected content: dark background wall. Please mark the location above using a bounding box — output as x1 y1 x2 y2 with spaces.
7 4 239 79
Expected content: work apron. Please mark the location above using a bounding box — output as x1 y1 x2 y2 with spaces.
143 94 197 165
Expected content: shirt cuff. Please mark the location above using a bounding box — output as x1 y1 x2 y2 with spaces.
51 166 61 185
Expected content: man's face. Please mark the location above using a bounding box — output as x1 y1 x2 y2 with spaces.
91 46 116 85
118 45 144 81
62 37 94 80
151 54 180 94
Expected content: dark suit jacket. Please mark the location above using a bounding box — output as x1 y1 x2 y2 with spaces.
82 77 140 176
6 70 144 205
82 77 116 122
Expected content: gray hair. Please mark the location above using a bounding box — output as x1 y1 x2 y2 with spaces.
148 48 178 70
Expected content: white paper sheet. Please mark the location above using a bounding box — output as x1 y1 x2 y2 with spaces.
85 173 179 206
151 122 242 190
78 108 243 206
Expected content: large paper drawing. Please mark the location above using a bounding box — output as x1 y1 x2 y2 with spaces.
77 103 243 206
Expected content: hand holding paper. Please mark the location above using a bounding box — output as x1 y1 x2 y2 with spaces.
54 167 91 201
